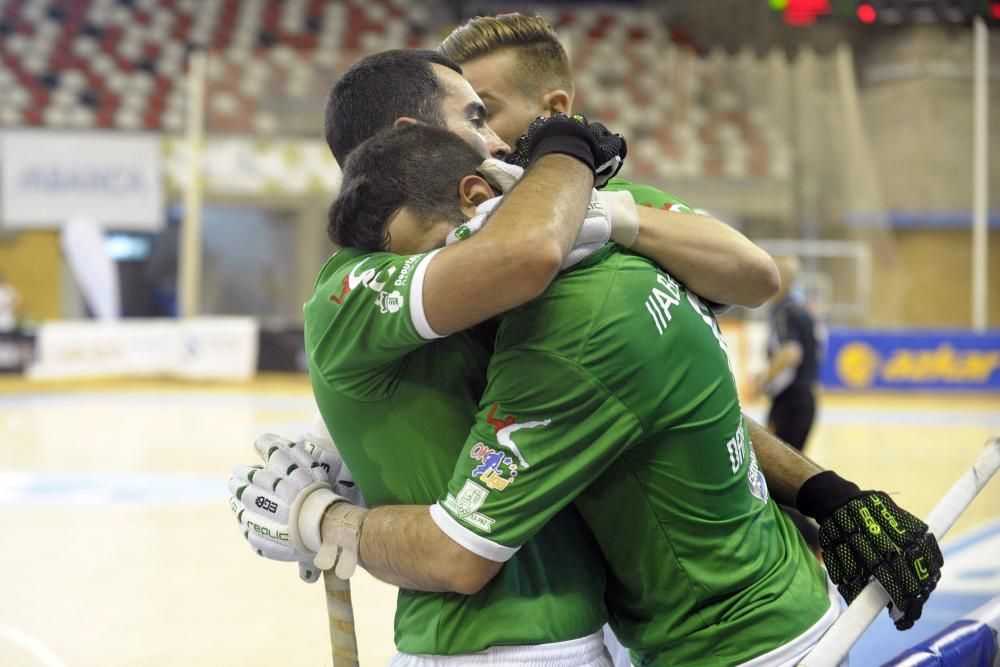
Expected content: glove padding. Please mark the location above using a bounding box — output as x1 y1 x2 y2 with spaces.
228 433 367 583
798 472 943 630
446 193 611 270
301 413 365 508
504 113 626 188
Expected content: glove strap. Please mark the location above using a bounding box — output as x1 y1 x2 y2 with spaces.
532 134 595 171
796 470 862 523
290 483 336 554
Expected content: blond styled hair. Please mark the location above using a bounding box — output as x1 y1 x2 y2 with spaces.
440 13 573 100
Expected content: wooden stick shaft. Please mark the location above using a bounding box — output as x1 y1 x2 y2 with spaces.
324 571 359 667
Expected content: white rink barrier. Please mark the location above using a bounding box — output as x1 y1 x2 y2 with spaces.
28 317 258 381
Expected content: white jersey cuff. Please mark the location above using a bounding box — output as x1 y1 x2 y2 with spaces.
410 249 445 340
429 503 519 563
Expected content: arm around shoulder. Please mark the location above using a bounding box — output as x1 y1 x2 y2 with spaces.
630 206 780 308
421 154 593 337
358 504 502 594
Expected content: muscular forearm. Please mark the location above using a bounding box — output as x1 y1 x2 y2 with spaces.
630 208 779 308
425 154 593 336
746 416 823 506
480 154 594 264
355 505 500 594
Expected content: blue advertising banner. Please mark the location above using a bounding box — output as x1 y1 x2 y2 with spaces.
822 330 1000 391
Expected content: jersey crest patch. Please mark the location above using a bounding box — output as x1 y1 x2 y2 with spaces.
442 480 495 533
376 289 403 314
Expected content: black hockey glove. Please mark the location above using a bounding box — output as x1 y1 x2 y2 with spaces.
504 113 627 188
797 471 943 630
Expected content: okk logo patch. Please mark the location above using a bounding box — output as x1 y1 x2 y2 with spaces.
469 442 518 491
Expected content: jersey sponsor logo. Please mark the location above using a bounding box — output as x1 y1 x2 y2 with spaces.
728 417 768 503
330 258 375 304
726 422 746 474
470 442 518 491
746 445 769 503
645 273 682 335
835 341 1000 389
330 258 409 316
394 254 420 287
486 403 548 469
442 480 495 533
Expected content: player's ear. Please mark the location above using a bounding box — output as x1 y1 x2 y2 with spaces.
458 174 494 215
393 116 419 128
542 90 571 116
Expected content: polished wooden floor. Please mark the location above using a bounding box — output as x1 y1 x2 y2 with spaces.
0 375 996 666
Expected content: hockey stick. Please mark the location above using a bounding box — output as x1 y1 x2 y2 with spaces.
799 435 1000 667
324 571 360 667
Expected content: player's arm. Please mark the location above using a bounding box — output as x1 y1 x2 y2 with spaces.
631 206 779 308
351 353 638 593
423 114 626 336
598 182 779 307
753 341 803 397
745 417 822 506
753 307 805 397
746 416 944 630
355 504 499 594
422 153 591 336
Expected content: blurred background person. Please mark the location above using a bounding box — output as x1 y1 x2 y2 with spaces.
755 255 825 553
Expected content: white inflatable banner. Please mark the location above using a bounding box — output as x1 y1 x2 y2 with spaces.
1 130 164 230
28 318 258 381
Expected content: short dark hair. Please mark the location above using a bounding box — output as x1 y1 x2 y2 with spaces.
328 124 484 251
324 49 463 164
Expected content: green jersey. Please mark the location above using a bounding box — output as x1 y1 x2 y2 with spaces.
605 176 698 213
430 246 832 666
303 247 607 655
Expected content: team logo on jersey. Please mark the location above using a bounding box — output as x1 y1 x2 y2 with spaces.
485 404 548 469
470 442 518 491
330 259 403 314
441 480 495 532
376 290 403 314
746 447 769 503
330 258 374 304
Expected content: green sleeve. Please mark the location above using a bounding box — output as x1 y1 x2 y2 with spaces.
304 249 444 395
429 350 643 561
603 176 696 212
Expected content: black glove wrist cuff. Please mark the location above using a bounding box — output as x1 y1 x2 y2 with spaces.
796 470 862 523
530 133 596 172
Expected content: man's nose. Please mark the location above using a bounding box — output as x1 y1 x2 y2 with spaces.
488 135 510 160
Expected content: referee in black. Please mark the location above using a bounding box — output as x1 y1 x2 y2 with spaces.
755 256 824 554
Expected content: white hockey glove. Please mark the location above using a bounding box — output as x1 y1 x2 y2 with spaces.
472 158 639 251
228 433 367 582
446 193 612 270
301 413 365 508
593 189 640 248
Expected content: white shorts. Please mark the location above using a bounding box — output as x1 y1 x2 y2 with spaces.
388 628 612 667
